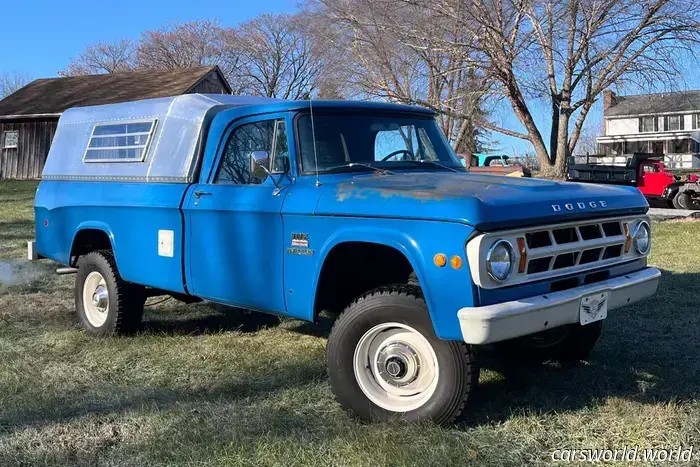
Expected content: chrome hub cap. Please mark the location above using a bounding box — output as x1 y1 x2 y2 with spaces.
83 271 109 327
377 342 420 387
353 322 439 412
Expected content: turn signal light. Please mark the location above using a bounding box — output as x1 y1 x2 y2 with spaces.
450 255 462 269
624 223 631 253
434 253 447 267
517 237 527 273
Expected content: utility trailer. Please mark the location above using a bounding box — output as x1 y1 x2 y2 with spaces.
568 153 700 209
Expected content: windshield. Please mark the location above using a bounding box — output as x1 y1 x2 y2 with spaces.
297 113 463 173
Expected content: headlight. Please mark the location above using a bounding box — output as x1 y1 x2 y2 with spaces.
486 240 515 283
633 221 651 255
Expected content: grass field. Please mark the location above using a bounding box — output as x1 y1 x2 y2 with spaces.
1 180 699 466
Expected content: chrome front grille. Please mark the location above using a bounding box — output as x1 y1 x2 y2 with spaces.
467 215 649 290
523 220 625 275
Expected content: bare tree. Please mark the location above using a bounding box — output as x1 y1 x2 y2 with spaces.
419 0 700 176
232 14 326 99
136 20 242 83
312 0 494 154
60 39 135 76
0 72 32 98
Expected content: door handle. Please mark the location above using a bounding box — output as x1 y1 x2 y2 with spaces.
194 190 212 199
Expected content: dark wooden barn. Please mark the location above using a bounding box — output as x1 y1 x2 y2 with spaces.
0 66 232 179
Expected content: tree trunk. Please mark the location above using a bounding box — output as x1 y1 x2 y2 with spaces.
553 112 570 177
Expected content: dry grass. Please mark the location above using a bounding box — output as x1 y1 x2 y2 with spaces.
1 180 700 466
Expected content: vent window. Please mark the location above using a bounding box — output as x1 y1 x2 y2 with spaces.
84 120 157 162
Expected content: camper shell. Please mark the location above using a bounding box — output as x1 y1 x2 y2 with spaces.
32 94 660 425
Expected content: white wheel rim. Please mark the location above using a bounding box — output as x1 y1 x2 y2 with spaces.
82 271 109 327
353 322 439 412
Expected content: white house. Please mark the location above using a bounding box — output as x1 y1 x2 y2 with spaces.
597 90 700 168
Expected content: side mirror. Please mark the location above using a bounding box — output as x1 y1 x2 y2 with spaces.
250 151 270 178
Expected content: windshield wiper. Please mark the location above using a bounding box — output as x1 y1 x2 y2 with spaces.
324 162 397 175
404 159 462 173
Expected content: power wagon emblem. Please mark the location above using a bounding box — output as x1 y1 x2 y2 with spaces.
287 233 314 256
291 233 309 247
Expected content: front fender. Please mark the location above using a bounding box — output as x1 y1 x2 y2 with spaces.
282 215 477 340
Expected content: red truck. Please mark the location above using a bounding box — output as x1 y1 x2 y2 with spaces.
568 153 700 209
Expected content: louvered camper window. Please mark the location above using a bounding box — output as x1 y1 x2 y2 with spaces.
83 120 157 162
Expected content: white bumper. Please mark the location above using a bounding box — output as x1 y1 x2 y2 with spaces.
458 267 661 345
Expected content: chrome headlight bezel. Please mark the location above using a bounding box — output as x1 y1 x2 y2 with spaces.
485 239 515 283
632 220 651 255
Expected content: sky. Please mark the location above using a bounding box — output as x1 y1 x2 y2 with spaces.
0 0 297 78
1 1 697 157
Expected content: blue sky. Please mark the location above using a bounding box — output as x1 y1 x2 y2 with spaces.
1 1 696 156
0 0 297 78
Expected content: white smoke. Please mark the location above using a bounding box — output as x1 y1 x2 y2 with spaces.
0 260 50 287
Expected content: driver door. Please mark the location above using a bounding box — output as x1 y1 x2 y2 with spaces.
183 113 291 313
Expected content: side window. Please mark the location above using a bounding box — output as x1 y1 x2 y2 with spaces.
215 119 287 185
84 120 156 162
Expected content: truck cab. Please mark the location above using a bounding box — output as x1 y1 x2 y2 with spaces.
32 95 660 424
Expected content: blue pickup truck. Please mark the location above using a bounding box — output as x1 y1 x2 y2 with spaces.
30 94 660 424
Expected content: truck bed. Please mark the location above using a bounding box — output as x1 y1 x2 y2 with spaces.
568 162 636 185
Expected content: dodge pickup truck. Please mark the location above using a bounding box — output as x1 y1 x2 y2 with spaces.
30 94 660 424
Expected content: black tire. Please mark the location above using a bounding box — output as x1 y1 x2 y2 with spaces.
497 321 603 362
75 250 145 336
672 191 688 210
326 285 479 424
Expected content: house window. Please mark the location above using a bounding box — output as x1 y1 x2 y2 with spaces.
624 141 649 154
669 115 681 131
3 131 18 149
650 140 664 154
639 116 656 132
599 142 623 156
83 120 157 162
669 138 690 154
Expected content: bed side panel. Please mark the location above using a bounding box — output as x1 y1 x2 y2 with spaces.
34 180 187 294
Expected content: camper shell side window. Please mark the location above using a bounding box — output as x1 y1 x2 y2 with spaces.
83 120 158 163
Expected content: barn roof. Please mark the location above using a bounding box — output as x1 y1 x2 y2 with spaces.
0 66 231 118
605 90 700 117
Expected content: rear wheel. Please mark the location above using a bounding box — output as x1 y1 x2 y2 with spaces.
326 285 479 424
75 250 145 336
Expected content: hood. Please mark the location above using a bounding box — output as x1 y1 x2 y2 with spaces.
315 172 648 230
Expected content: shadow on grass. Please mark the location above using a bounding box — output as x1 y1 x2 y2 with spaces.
464 268 700 426
140 302 283 335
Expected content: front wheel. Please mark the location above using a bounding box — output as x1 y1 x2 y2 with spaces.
326 285 479 424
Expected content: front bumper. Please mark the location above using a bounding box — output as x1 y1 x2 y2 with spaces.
457 267 661 345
